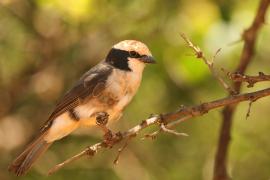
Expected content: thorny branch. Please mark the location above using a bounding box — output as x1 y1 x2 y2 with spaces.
223 70 270 120
227 71 270 88
48 86 270 175
214 0 270 180
180 33 235 95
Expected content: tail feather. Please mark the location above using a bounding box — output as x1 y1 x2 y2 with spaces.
8 133 52 176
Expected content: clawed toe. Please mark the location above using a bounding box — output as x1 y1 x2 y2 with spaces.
96 112 109 125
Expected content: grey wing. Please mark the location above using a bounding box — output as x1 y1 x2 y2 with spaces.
41 62 113 131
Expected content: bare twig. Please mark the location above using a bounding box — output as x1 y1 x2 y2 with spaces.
142 130 160 140
48 142 104 175
180 33 235 95
48 87 270 175
214 0 270 180
143 122 188 140
245 100 254 120
113 139 130 165
160 123 188 137
227 71 270 87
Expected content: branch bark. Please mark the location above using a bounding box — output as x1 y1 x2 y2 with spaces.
227 71 270 87
48 87 270 175
213 1 270 180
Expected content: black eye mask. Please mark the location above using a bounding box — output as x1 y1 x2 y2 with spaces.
105 48 143 71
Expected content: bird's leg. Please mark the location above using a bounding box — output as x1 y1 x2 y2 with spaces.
95 112 123 147
95 112 114 146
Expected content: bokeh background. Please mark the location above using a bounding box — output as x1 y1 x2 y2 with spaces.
1 0 270 179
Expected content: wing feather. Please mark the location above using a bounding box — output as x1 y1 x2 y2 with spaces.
41 62 113 132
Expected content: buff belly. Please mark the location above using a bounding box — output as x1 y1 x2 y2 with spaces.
44 99 126 143
44 112 80 142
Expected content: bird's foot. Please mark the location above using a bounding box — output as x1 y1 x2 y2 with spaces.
96 112 109 125
103 131 123 148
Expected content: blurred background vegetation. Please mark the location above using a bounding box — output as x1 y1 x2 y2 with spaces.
1 0 270 179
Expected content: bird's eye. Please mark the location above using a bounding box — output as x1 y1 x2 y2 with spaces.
129 51 139 58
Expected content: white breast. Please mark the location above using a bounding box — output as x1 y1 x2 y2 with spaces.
108 68 142 110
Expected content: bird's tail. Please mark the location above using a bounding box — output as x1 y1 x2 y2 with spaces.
8 132 52 176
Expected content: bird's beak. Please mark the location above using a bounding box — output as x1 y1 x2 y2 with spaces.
139 55 156 64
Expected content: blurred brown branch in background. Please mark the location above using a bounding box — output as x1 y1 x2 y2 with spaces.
0 0 91 120
0 1 41 38
213 0 270 180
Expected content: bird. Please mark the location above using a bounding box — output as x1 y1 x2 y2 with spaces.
8 40 156 176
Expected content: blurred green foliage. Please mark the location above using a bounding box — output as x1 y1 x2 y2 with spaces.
1 0 270 180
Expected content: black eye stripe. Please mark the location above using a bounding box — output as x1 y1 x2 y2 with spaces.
105 48 131 71
106 48 143 58
105 48 146 71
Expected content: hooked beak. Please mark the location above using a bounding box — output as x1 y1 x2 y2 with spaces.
139 55 156 64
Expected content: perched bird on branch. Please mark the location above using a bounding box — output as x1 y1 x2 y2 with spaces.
8 40 156 176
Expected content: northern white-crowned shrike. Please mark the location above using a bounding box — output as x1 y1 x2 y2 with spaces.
9 40 156 176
